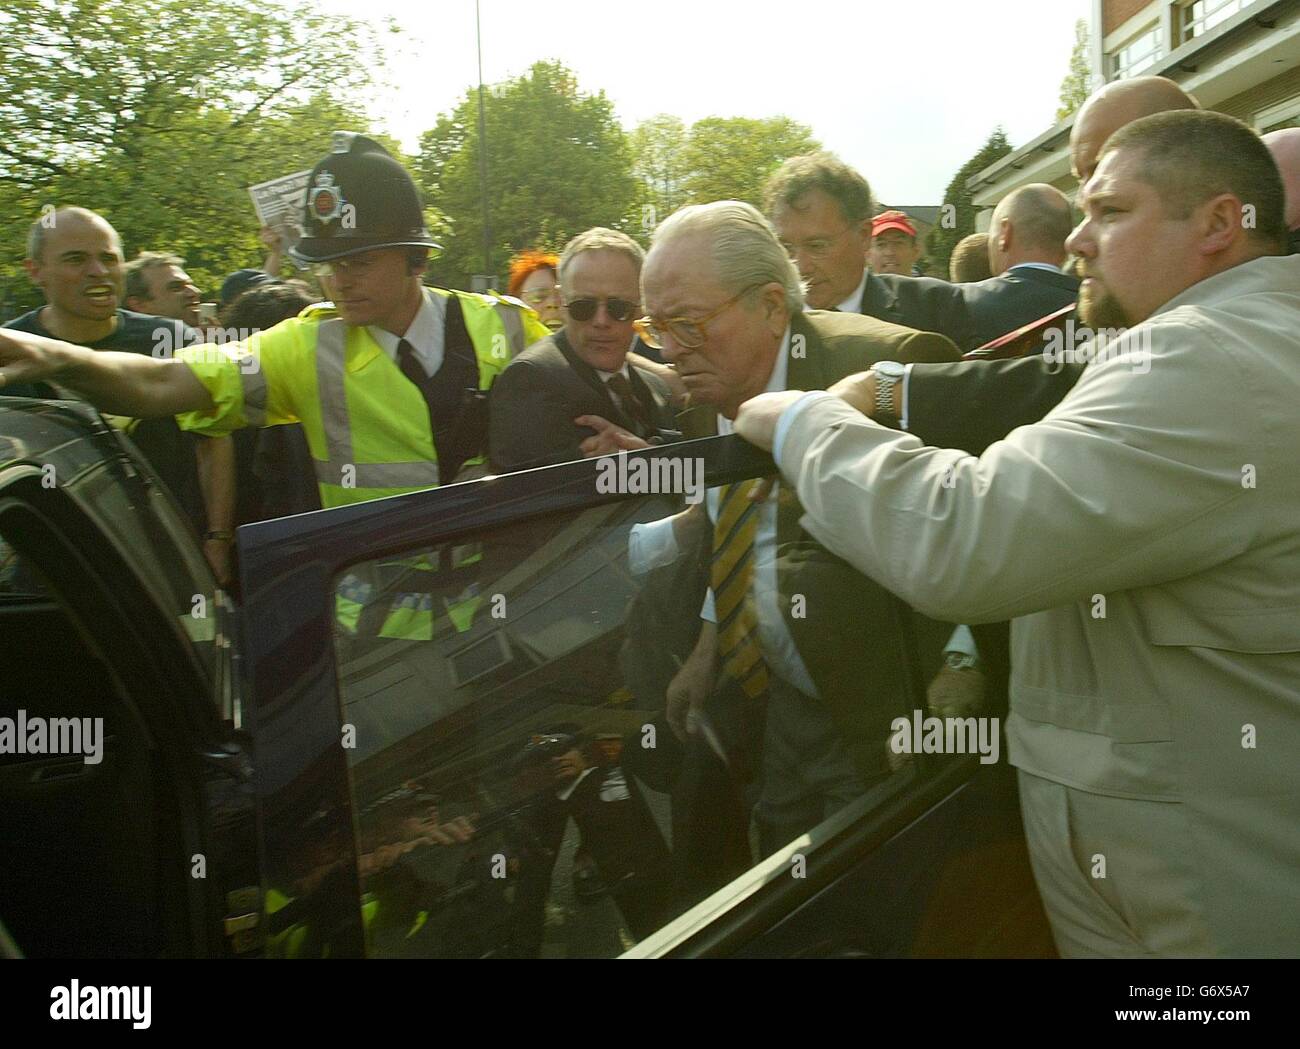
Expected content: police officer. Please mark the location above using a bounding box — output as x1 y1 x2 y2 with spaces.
0 133 547 508
0 134 548 638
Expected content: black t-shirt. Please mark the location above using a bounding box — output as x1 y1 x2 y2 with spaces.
3 308 207 530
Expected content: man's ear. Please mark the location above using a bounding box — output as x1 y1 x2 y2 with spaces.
1200 193 1245 256
761 282 788 335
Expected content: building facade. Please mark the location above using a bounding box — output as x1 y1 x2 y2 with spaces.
969 0 1300 224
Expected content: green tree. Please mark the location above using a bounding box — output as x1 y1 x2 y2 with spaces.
925 127 1013 276
679 117 821 208
1056 19 1093 123
629 114 689 229
416 61 637 288
0 0 387 312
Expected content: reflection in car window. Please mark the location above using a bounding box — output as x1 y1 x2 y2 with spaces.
79 465 219 689
0 536 47 600
332 484 957 958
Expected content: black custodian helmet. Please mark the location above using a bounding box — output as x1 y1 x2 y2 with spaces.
291 132 441 263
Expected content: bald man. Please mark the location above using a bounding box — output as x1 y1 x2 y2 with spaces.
1071 75 1200 184
958 184 1079 347
1262 127 1300 251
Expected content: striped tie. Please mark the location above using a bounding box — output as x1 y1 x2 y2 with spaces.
711 480 769 698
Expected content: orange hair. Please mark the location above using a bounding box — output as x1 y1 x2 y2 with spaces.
507 249 559 297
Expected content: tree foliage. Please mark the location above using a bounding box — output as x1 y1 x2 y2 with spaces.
416 61 638 288
925 127 1013 276
679 117 820 209
1056 19 1093 123
0 0 387 316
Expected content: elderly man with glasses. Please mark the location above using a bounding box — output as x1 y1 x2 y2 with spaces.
628 200 960 878
488 227 680 473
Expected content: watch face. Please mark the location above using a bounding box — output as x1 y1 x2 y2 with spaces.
877 361 906 379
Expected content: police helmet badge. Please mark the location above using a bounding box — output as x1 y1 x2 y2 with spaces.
309 171 345 226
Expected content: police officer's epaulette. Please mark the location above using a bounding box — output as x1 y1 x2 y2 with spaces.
301 299 340 319
486 292 532 311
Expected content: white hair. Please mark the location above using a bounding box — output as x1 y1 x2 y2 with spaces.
651 200 805 312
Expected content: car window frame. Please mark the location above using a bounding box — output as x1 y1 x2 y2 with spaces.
235 434 980 958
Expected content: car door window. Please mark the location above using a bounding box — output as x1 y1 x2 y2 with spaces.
330 465 966 958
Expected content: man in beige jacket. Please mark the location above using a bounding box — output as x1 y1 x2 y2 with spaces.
734 111 1300 957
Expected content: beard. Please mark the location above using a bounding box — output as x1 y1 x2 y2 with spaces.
1078 277 1132 330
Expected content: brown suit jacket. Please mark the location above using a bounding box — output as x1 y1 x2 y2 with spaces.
679 309 962 780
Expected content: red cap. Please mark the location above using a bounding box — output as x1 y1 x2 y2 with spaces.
872 210 917 238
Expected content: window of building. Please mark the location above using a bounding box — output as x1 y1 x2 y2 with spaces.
1108 22 1164 80
1178 0 1246 45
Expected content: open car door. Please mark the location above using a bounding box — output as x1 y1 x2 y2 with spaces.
235 435 1053 958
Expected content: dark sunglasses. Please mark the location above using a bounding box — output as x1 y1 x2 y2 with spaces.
563 296 639 323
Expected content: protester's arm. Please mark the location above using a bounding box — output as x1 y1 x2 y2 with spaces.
756 322 1262 624
0 329 212 416
195 435 237 587
259 225 285 276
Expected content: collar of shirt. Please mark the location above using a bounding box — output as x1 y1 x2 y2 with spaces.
367 288 447 378
834 268 870 313
1007 262 1064 275
597 363 631 381
717 325 791 436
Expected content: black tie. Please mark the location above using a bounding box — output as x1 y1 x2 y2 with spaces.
396 338 440 448
606 372 653 438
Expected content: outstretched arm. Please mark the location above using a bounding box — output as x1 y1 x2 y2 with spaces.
0 329 212 417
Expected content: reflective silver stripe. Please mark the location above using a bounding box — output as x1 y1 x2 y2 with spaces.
240 365 268 426
314 319 352 467
313 316 441 492
313 459 439 489
494 302 526 358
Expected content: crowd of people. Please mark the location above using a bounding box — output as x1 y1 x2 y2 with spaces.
1 75 1299 959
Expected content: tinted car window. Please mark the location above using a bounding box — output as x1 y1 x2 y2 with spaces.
330 474 963 958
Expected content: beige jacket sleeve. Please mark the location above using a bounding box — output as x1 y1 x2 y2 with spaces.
775 313 1270 624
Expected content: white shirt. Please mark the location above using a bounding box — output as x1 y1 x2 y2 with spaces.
834 269 870 313
366 288 447 377
629 327 819 698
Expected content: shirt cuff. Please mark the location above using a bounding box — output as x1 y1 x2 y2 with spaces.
773 391 838 470
900 362 914 431
700 586 716 624
943 624 979 660
627 518 680 576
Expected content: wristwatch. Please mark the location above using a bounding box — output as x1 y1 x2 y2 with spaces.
872 361 906 423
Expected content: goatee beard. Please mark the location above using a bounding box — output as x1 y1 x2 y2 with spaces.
1078 281 1131 330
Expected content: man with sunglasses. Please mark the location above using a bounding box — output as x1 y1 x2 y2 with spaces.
632 200 959 867
489 228 677 474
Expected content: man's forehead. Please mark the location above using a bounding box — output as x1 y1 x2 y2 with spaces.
49 215 121 253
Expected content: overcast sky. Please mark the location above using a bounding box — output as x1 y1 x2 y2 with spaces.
316 0 1091 203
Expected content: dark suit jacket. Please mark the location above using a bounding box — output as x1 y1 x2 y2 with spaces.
905 356 1085 456
960 266 1079 349
682 309 963 780
859 271 976 352
489 330 676 473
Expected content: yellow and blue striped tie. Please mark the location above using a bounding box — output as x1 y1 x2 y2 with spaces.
711 480 770 699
